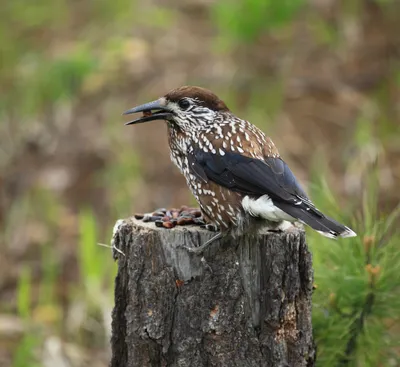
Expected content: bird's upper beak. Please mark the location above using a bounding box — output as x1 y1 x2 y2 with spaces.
122 98 172 125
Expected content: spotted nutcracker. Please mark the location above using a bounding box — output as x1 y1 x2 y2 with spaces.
123 86 356 252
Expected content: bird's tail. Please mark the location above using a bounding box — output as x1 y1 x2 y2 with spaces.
276 202 356 239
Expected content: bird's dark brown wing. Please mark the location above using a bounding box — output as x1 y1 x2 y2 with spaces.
188 149 319 213
188 149 355 237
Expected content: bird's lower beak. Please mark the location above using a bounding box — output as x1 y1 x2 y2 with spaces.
122 98 172 125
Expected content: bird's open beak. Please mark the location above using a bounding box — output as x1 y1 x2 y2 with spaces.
122 98 172 125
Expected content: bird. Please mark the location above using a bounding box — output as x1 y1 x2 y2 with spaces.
123 86 356 253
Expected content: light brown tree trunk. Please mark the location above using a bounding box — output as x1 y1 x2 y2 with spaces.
110 218 315 367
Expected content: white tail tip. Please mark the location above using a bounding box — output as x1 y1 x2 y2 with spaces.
316 227 357 239
340 227 357 238
316 230 337 239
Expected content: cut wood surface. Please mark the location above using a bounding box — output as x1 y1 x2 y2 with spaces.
110 218 315 367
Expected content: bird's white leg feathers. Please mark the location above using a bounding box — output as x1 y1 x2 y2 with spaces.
242 195 295 222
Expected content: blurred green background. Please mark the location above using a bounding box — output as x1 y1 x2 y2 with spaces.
0 0 399 366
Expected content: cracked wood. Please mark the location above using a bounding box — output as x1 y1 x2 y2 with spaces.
110 218 316 367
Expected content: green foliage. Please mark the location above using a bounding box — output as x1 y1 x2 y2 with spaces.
73 209 116 347
17 267 32 320
309 177 400 366
1 43 97 117
39 244 59 306
78 208 116 289
0 0 135 117
15 267 42 367
12 334 41 367
79 209 100 285
30 49 97 109
212 0 305 44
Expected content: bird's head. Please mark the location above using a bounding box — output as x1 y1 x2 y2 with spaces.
123 86 229 131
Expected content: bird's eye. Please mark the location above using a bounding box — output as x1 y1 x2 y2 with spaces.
178 99 190 110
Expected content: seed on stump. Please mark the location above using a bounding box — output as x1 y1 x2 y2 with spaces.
177 217 194 225
190 210 202 218
152 211 166 217
143 215 163 222
135 206 205 228
163 221 176 229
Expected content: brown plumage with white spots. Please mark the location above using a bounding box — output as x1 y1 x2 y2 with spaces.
123 86 356 252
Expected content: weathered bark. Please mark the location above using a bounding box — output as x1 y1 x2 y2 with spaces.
110 218 315 367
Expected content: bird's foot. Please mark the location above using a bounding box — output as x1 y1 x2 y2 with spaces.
186 231 223 255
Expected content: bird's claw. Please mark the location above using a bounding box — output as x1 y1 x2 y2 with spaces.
182 231 223 255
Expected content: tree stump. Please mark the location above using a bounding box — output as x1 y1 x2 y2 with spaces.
110 218 315 367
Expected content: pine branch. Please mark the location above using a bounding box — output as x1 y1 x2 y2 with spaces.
337 291 375 366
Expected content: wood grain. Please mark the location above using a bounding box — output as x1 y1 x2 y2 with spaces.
110 218 315 367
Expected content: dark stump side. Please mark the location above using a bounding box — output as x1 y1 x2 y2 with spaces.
110 218 315 367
